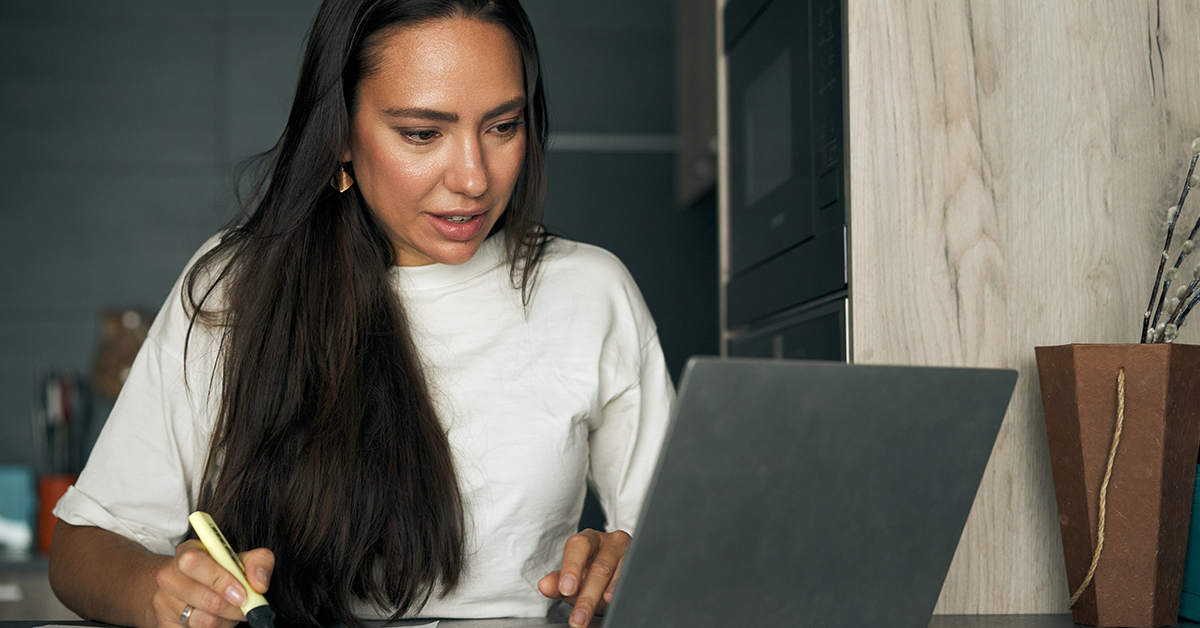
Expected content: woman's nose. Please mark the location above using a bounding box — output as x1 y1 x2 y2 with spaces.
444 135 488 197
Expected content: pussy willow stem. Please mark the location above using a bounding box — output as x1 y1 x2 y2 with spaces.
1145 153 1200 342
1167 278 1199 327
1177 289 1200 331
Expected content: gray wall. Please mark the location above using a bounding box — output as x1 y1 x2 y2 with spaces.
0 1 717 470
529 0 718 385
0 1 324 469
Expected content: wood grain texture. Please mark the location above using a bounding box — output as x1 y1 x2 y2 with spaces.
847 0 1200 614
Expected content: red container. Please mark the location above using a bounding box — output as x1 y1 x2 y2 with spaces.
37 473 77 554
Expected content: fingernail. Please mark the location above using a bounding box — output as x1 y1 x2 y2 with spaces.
225 584 245 605
570 609 588 627
560 574 577 596
257 568 270 588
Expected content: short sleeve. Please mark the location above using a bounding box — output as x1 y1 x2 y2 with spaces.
586 331 674 534
575 248 675 535
53 240 223 555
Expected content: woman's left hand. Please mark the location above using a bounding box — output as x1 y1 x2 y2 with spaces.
537 529 630 628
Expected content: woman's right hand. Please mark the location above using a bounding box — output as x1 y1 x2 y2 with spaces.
151 540 274 628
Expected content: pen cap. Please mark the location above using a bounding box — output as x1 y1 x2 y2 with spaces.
246 603 277 628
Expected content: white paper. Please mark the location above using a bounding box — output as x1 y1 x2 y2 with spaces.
34 620 442 628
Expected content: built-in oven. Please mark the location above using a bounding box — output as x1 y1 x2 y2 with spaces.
724 0 847 360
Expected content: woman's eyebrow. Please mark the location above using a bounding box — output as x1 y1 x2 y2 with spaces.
485 97 526 118
383 106 457 122
382 97 526 123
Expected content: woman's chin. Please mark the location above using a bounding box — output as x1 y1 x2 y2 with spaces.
394 238 487 267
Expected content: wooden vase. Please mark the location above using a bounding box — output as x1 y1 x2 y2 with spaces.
1035 343 1200 627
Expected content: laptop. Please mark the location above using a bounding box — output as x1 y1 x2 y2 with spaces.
421 357 1016 628
596 356 1018 628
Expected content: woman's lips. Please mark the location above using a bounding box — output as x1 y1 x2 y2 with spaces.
427 210 487 241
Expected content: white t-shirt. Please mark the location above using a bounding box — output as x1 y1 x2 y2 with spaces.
55 232 674 619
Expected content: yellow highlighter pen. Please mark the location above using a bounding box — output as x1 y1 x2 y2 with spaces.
187 511 277 628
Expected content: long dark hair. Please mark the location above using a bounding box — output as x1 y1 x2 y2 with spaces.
182 1 549 626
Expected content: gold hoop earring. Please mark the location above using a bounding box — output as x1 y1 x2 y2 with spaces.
330 162 354 193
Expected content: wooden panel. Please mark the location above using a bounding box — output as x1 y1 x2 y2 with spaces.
847 0 1200 614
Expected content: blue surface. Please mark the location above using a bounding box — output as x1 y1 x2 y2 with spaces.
1181 466 1200 622
0 465 35 551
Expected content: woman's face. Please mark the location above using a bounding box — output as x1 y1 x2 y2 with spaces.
345 17 527 267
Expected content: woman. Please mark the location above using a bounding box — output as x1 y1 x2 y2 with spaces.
47 2 673 628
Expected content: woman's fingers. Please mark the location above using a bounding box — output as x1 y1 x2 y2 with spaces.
151 540 250 628
537 569 563 599
556 530 599 598
569 530 628 627
541 529 631 628
603 555 625 603
151 578 240 628
151 597 230 628
238 548 275 595
174 541 250 614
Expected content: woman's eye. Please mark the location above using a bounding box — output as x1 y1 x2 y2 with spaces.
494 120 525 136
402 129 438 143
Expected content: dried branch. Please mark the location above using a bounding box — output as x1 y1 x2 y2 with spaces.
1143 139 1200 342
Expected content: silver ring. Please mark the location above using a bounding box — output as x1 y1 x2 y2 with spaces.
180 605 194 628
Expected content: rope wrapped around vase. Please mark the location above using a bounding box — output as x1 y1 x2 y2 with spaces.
1069 368 1127 608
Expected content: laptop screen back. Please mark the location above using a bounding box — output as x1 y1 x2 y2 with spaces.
603 357 1017 628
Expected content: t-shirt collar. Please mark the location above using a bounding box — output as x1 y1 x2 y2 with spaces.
389 231 506 290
